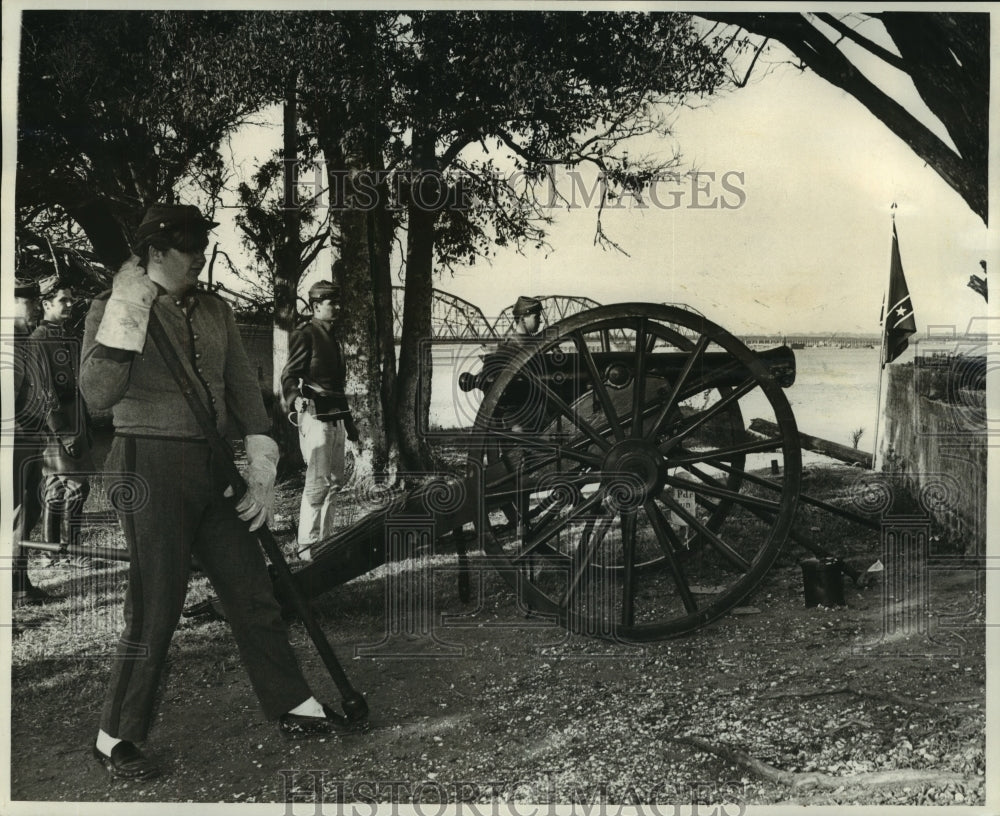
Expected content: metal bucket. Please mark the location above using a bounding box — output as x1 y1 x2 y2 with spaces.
800 557 846 608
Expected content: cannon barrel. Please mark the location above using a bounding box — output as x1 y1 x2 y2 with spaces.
459 344 796 400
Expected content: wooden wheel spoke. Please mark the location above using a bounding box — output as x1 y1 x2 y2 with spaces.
572 330 624 442
485 448 598 492
488 429 603 464
646 333 711 441
631 318 649 437
642 500 698 613
663 472 783 513
564 390 672 452
520 491 565 534
659 491 752 572
660 377 758 451
501 469 601 535
515 488 594 553
558 512 615 606
518 365 612 451
686 463 785 524
711 460 879 531
666 436 784 466
519 488 605 560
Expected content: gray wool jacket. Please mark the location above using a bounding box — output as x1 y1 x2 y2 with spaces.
80 288 269 440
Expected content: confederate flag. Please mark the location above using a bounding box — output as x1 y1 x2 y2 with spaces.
882 222 917 367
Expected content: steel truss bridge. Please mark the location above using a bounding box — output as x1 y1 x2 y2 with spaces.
226 285 872 349
391 290 874 349
391 288 603 343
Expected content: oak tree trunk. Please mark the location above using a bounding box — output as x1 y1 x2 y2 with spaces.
273 72 305 479
395 129 437 474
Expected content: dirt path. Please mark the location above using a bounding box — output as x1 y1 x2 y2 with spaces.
8 468 986 808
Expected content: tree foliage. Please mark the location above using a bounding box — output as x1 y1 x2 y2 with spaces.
372 11 731 469
16 10 274 265
15 9 734 478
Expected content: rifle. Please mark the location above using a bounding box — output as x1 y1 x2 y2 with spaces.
146 310 368 724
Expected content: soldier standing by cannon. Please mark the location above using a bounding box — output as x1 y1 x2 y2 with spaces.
505 295 545 348
497 295 549 434
281 280 359 561
80 204 355 780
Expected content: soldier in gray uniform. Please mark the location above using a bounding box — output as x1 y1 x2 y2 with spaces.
80 204 354 780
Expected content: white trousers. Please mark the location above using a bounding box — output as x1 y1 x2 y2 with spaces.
297 409 347 551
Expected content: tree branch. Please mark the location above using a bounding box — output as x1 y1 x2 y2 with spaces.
812 13 908 72
736 38 771 88
697 12 986 222
299 230 330 270
439 133 477 169
674 734 980 792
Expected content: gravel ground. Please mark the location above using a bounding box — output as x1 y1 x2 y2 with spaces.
8 464 986 809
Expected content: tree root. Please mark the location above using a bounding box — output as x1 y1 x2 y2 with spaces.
758 684 978 711
672 735 977 792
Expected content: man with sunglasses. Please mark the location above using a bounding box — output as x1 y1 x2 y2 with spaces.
79 204 353 781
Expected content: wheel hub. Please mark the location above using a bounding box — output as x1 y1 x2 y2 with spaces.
601 439 665 507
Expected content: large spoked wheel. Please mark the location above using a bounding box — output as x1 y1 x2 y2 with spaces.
470 303 801 641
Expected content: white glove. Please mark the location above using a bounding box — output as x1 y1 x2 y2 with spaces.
95 256 159 352
237 434 279 531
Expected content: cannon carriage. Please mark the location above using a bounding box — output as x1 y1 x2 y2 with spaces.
287 302 839 642
20 299 877 721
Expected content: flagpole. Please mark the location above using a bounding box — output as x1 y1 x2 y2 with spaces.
871 287 888 471
870 205 895 471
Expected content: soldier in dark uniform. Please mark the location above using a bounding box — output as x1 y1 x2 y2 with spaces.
80 204 353 781
497 295 548 432
493 296 551 538
505 295 545 347
30 280 94 548
11 277 58 607
280 280 358 560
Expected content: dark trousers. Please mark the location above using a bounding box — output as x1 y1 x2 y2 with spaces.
100 435 312 742
41 432 93 545
12 439 44 594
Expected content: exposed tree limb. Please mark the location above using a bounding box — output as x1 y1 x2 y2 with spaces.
696 12 987 223
736 38 771 88
674 734 979 791
758 684 979 711
813 13 908 72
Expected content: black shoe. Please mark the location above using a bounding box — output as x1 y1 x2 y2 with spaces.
278 704 353 740
13 585 60 608
93 741 160 780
